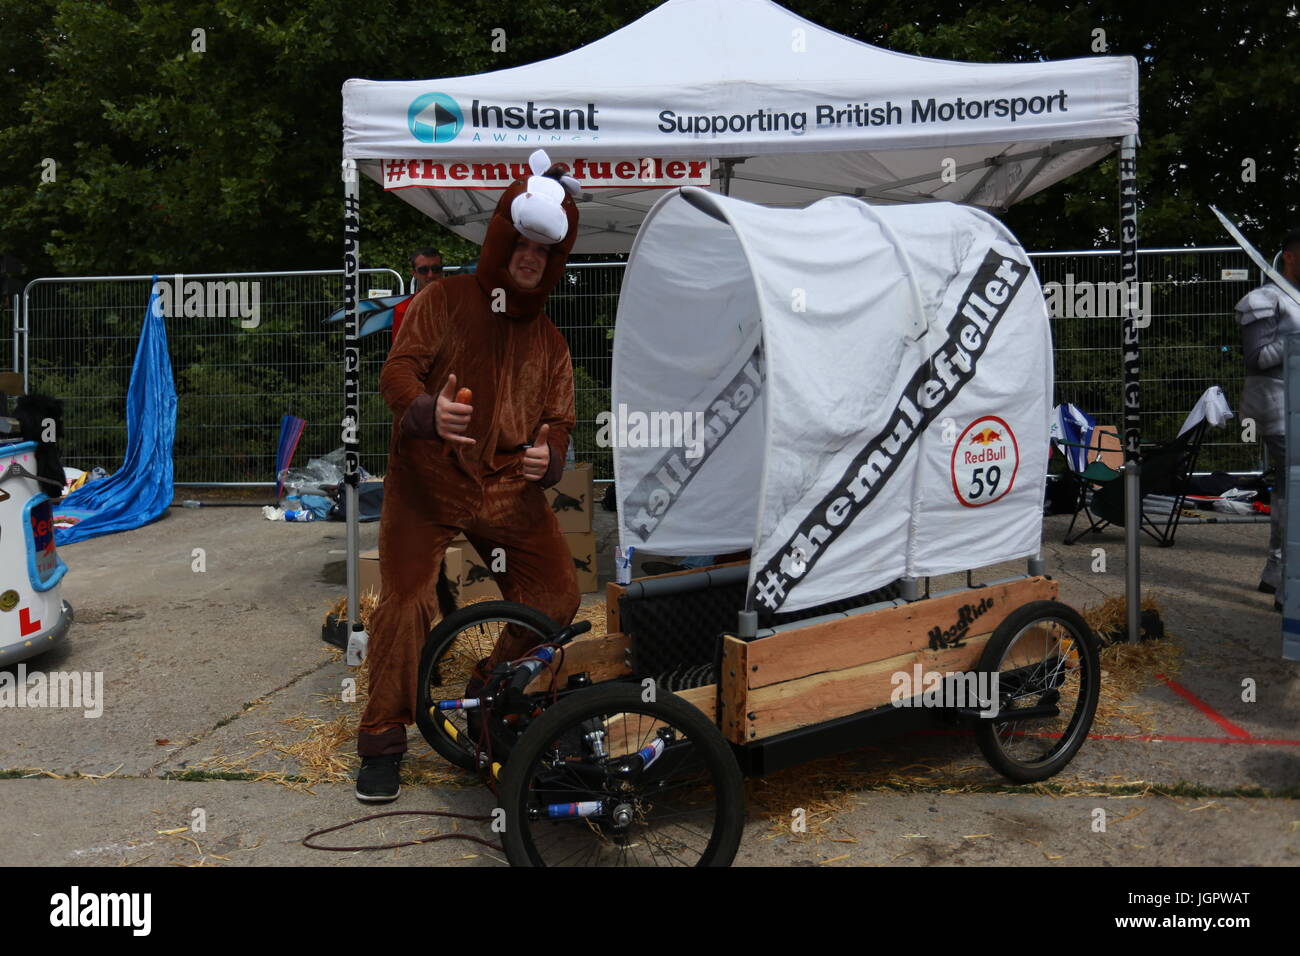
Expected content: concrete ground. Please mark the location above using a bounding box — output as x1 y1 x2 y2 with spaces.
2 499 1297 867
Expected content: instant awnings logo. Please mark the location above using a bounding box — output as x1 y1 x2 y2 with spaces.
408 93 464 144
409 93 600 144
749 250 1028 612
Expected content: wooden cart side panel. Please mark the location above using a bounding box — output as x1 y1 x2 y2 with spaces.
600 683 717 753
744 634 992 741
746 576 1057 689
524 632 631 693
719 636 749 745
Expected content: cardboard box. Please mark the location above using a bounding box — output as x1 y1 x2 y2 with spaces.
566 530 597 593
454 537 504 603
545 462 593 533
359 548 381 597
357 546 464 600
451 531 600 598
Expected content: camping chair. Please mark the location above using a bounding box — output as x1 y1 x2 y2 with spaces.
1063 420 1209 548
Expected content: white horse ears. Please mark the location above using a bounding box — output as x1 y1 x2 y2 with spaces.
511 149 579 244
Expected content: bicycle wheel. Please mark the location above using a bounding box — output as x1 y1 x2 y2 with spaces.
415 601 558 771
498 682 745 867
975 600 1101 783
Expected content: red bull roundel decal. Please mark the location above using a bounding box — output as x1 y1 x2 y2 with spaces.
951 416 1019 508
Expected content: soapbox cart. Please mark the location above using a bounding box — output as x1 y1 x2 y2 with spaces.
415 190 1101 866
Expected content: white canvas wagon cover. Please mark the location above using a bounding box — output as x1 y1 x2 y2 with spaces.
612 188 1052 614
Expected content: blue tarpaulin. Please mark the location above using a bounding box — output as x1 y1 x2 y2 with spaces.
55 277 177 545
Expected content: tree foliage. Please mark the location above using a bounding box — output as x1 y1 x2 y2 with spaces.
2 0 1296 280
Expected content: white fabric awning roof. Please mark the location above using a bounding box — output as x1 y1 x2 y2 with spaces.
613 188 1053 613
342 0 1138 253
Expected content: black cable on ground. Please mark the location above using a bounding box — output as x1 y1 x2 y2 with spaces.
302 809 502 853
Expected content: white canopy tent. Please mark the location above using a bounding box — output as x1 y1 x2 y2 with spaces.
614 189 1051 614
342 0 1137 252
339 0 1148 649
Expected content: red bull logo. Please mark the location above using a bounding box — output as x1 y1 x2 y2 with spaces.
951 416 1020 508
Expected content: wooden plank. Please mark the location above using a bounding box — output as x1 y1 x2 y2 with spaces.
524 631 630 693
747 576 1057 689
718 637 749 745
604 581 624 637
745 635 992 741
600 683 716 754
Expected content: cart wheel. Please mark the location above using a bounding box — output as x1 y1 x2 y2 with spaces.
415 601 558 771
974 600 1101 783
498 683 745 867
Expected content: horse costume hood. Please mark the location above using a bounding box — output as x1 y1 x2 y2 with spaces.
473 150 581 321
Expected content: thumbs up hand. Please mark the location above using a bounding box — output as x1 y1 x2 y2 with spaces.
521 423 550 481
434 373 476 446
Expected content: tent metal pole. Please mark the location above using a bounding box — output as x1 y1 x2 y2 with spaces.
342 164 366 663
1118 134 1141 642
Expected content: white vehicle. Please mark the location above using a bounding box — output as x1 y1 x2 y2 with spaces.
0 436 73 664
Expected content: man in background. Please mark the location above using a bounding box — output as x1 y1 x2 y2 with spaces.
1237 227 1300 606
409 247 443 291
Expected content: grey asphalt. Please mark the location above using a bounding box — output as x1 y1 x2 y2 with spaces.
1 501 1296 866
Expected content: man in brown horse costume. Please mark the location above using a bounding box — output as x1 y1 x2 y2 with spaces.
356 155 581 802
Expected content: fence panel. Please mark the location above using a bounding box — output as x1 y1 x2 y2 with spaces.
1035 246 1259 473
23 270 402 483
2 295 14 376
20 249 1268 484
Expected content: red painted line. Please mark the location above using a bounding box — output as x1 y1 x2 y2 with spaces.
912 729 1300 746
1089 732 1300 746
1157 673 1251 739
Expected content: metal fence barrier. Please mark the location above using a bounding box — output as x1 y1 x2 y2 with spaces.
2 295 14 377
1034 246 1258 474
13 248 1269 485
21 270 403 483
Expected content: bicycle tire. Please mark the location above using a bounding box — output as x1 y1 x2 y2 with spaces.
415 601 558 771
498 682 746 867
974 600 1101 783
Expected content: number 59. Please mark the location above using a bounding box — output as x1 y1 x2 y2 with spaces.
970 466 1001 499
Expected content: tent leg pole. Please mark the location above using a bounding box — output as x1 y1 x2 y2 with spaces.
1119 133 1141 642
342 165 367 663
1124 461 1142 639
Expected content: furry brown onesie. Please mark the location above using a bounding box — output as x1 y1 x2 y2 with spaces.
357 178 581 758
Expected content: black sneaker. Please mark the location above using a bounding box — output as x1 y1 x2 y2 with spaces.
355 754 402 803
1259 581 1278 595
